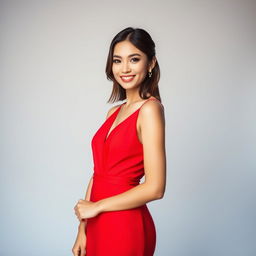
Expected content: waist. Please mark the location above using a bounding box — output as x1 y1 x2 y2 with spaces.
93 172 140 186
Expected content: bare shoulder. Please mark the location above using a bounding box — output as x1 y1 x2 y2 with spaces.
139 99 165 123
105 103 122 119
137 98 165 145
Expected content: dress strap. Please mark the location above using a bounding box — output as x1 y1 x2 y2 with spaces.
139 97 164 110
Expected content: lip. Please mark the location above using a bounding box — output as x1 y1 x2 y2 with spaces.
120 75 136 83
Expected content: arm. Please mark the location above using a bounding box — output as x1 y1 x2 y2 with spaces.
85 175 93 201
95 100 166 213
78 175 93 230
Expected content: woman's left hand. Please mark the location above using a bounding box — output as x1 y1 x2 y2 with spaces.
74 199 101 221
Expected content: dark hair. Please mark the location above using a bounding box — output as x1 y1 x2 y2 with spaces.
105 27 161 103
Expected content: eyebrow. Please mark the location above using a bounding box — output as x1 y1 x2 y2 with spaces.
113 53 142 58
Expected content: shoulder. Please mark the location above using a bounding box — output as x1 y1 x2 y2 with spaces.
140 99 165 118
138 99 165 127
105 103 122 119
138 99 165 144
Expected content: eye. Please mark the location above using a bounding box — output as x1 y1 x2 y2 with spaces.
112 59 120 63
131 57 140 63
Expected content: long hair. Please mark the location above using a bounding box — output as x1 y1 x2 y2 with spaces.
105 27 161 103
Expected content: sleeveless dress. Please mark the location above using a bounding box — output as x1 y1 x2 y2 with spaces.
85 97 163 256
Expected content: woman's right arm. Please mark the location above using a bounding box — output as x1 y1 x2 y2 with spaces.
72 175 94 255
78 175 94 231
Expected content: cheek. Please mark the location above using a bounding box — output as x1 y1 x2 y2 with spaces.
112 65 119 76
113 71 123 83
137 63 148 75
137 68 147 78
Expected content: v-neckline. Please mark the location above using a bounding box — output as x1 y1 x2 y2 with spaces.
104 102 134 142
104 97 157 143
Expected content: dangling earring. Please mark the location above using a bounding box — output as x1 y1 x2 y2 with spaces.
148 70 152 78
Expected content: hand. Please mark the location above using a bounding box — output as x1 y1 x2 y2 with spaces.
72 227 86 256
74 199 101 221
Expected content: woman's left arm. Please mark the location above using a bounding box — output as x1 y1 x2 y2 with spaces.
74 100 166 220
96 100 166 213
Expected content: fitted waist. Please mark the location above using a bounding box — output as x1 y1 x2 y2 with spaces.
93 172 140 186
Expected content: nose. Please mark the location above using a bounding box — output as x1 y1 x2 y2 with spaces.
122 60 131 73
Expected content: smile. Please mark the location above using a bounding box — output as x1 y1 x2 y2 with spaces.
120 75 135 82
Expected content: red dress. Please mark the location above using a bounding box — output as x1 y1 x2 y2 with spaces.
85 97 163 256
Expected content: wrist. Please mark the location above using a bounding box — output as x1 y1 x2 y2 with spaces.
78 219 87 229
95 200 104 214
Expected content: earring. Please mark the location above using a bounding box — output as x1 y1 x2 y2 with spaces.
148 70 152 78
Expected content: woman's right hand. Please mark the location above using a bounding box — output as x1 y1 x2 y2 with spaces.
72 224 87 256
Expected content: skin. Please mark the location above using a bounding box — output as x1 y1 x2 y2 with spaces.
73 40 166 225
72 177 93 256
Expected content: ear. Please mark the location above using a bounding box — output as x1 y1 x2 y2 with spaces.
148 56 157 71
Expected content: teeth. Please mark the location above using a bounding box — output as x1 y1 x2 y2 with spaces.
122 76 134 80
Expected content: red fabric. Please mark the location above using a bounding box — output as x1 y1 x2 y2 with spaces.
85 98 162 256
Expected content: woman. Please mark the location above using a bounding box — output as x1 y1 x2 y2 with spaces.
73 27 166 256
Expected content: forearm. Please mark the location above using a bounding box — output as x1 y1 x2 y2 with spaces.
96 182 162 213
79 175 93 229
85 175 93 201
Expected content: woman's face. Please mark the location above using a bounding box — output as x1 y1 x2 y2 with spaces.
112 40 150 89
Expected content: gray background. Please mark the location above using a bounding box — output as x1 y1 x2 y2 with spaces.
1 0 255 255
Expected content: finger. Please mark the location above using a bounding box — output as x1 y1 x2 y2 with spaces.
73 248 80 256
76 210 80 220
74 208 79 216
81 243 86 256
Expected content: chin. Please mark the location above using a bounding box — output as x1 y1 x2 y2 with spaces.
120 82 140 90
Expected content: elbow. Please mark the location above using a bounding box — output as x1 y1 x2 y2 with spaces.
156 192 164 199
153 190 165 200
145 182 165 200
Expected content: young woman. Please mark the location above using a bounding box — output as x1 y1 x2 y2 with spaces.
73 27 166 256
